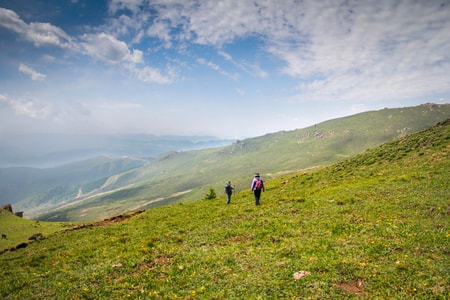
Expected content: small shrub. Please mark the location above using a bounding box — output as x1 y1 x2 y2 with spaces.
203 187 217 200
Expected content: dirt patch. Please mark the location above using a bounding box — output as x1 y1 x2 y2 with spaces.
337 279 367 296
65 210 145 231
94 210 144 226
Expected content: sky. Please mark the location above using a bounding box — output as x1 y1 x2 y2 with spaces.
0 0 449 139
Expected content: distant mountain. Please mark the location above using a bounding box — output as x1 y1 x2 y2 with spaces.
0 134 233 168
32 103 449 222
0 156 147 211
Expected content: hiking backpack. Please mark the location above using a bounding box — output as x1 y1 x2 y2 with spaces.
255 179 262 190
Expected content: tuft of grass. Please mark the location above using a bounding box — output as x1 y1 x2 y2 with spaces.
0 120 448 299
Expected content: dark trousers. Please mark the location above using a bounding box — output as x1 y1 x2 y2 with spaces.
253 189 261 205
226 193 232 204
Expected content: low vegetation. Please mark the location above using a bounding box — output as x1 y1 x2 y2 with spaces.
0 120 448 299
0 210 75 252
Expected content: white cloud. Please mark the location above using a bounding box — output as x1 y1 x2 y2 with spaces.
132 66 167 83
1 1 449 138
185 1 259 45
0 8 173 85
4 1 450 98
0 93 93 122
128 49 144 64
79 32 177 84
19 64 46 81
196 57 239 80
146 21 173 48
0 94 51 119
264 0 450 102
79 32 175 83
80 32 132 64
0 8 26 32
108 0 144 15
0 8 74 49
218 50 268 78
110 0 450 101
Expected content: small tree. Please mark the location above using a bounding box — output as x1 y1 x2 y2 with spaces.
204 187 217 200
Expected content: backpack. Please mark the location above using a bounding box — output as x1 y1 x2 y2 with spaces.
254 179 262 190
225 184 232 194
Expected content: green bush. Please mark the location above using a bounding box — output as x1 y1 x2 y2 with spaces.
203 187 217 200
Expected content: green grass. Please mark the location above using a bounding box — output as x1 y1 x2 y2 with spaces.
0 210 76 251
0 120 448 299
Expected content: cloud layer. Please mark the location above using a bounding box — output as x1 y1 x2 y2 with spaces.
0 0 449 137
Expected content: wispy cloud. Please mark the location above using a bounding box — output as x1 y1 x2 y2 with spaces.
0 7 173 85
0 93 91 121
107 0 450 101
0 8 74 49
196 58 239 80
129 64 176 84
0 1 449 138
0 94 51 119
19 63 46 81
219 50 268 78
4 1 449 99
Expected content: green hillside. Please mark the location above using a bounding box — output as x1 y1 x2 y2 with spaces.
1 155 148 217
0 209 75 251
0 119 448 299
37 103 450 222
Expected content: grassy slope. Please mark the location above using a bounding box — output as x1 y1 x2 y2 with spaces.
2 155 148 215
0 210 76 251
0 120 448 299
38 103 450 222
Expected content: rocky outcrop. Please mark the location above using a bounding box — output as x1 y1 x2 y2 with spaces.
1 204 13 213
0 204 23 218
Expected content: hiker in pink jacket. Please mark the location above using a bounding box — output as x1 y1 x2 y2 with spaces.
250 173 265 205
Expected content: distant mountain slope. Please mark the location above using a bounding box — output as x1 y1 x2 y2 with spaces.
36 103 449 221
0 156 147 209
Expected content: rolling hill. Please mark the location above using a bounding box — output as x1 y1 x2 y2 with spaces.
0 117 448 299
34 103 450 222
0 156 148 210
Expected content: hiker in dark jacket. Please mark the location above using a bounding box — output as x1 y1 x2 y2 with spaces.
224 181 234 204
250 173 265 205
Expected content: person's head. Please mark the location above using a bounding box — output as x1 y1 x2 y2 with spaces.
254 172 260 177
228 181 231 184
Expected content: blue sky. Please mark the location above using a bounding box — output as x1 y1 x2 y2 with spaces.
0 0 449 139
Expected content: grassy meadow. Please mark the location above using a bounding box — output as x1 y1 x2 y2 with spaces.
0 210 76 251
0 120 448 299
